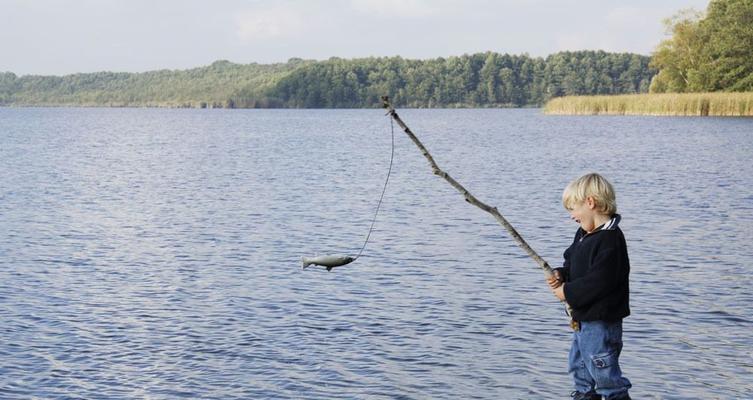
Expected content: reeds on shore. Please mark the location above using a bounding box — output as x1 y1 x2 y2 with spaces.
543 92 753 116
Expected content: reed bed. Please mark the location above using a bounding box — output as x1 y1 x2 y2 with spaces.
544 92 753 116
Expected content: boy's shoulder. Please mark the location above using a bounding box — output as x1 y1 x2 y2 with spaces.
596 219 629 253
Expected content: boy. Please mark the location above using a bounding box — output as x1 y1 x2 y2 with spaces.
547 173 632 400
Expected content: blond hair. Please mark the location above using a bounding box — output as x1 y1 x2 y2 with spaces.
562 173 617 215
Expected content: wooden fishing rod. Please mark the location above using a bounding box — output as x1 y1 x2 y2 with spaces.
382 96 579 324
381 96 558 280
382 96 576 324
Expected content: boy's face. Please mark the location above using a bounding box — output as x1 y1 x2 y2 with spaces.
567 197 601 233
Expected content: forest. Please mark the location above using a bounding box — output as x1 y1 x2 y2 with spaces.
0 51 653 108
650 0 753 93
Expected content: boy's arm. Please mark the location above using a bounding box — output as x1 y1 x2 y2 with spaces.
563 241 628 308
557 229 580 280
548 233 578 289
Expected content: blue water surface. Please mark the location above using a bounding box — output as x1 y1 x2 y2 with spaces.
1 107 751 399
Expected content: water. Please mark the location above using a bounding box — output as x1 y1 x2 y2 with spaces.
1 107 751 399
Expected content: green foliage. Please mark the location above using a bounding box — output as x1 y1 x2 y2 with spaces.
247 51 653 108
3 61 306 108
0 72 19 105
650 0 753 93
1 51 653 108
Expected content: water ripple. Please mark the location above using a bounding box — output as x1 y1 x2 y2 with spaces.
0 108 751 398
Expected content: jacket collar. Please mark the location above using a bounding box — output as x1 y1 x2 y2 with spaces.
599 214 621 231
578 214 621 240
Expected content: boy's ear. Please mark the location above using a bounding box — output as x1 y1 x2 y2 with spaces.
586 196 596 209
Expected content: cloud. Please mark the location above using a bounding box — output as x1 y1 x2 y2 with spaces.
350 0 445 18
606 6 650 29
235 4 308 41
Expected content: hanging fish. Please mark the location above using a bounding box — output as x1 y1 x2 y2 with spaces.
302 255 355 271
301 113 395 272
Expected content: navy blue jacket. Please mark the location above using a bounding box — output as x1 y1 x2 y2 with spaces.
556 214 630 322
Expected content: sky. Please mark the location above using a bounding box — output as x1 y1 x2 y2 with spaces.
1 0 711 76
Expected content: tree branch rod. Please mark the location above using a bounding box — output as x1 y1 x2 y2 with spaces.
381 96 554 278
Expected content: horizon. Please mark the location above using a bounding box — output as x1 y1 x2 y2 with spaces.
2 0 710 76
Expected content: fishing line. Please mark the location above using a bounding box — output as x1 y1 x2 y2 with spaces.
301 113 395 270
353 115 395 261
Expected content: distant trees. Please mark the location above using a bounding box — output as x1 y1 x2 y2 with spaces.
0 51 654 108
0 72 18 105
0 61 305 108
650 0 753 92
251 51 653 108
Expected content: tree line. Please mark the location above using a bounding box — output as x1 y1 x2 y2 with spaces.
233 51 653 108
0 60 305 108
1 51 653 109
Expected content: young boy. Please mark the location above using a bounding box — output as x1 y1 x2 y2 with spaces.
547 173 632 400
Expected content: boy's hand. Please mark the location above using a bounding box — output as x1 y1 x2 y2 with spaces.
552 284 566 301
547 269 563 289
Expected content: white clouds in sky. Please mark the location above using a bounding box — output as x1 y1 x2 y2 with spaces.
550 3 703 55
235 4 308 41
554 6 652 54
1 0 711 75
233 0 445 43
349 0 445 18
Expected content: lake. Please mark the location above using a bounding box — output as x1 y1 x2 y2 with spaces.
1 107 751 399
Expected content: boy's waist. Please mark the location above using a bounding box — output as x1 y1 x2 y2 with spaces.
570 319 625 331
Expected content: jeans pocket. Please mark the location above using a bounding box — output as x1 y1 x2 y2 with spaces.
589 350 621 388
591 350 616 368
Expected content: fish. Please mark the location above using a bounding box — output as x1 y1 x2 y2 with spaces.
301 255 355 271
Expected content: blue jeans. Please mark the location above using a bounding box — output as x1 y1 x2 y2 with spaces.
569 320 631 399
